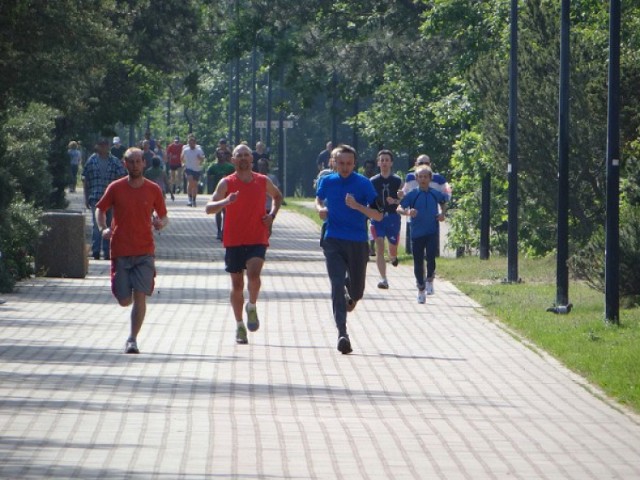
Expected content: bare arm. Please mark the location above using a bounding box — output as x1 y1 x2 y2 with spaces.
152 214 169 231
205 179 235 215
315 196 328 220
265 177 283 219
438 202 447 222
96 208 112 239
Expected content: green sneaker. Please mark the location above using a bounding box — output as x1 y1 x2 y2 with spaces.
236 324 248 344
245 303 260 332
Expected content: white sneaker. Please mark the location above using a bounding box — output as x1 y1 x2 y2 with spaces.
417 290 426 304
426 281 435 295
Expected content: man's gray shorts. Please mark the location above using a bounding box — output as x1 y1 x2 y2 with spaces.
111 255 156 301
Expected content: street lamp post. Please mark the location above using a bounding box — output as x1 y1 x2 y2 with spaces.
506 0 520 284
550 0 572 314
605 0 621 324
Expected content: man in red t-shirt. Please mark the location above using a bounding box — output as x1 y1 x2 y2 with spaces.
205 144 282 345
96 147 169 354
165 136 184 197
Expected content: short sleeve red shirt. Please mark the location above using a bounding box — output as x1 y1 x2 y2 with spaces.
166 142 184 167
223 173 269 248
96 177 168 258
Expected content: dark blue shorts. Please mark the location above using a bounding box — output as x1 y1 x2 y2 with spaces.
185 168 202 180
370 214 401 245
225 245 267 273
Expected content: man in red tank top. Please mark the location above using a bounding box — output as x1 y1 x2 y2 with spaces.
205 144 282 344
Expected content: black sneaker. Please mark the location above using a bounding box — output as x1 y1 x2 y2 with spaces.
337 336 352 354
391 257 399 267
124 340 139 354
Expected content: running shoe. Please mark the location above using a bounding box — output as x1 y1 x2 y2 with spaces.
425 281 435 295
377 279 389 289
124 340 139 354
245 303 260 332
391 257 399 267
337 336 353 354
417 290 426 304
236 324 248 344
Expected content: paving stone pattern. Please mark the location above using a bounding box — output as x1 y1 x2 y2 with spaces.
1 191 639 479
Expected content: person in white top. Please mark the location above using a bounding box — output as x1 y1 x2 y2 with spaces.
181 134 205 207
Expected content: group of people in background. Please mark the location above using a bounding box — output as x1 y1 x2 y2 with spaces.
314 142 451 354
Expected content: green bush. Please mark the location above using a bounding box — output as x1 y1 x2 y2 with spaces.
570 206 640 300
0 199 42 293
2 103 57 206
0 102 57 292
447 129 508 255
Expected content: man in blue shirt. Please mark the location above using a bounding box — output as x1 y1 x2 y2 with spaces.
82 138 127 260
316 144 383 354
398 166 448 304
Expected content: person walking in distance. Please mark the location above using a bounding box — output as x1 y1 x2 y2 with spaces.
369 149 403 289
95 147 169 354
181 134 205 207
252 140 269 171
397 165 448 304
166 136 184 197
111 136 127 162
205 144 282 344
316 141 333 172
315 144 383 354
82 138 127 260
67 141 82 192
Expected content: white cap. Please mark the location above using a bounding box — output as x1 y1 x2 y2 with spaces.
113 136 121 144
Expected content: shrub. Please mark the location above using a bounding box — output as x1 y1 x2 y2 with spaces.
570 206 640 300
0 102 57 291
0 199 42 293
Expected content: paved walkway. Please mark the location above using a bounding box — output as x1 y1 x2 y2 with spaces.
1 191 639 479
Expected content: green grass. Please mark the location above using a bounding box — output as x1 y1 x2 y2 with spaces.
285 198 640 414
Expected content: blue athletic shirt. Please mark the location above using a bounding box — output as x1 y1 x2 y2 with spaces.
400 187 447 238
317 172 379 242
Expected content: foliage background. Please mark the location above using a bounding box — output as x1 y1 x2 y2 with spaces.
1 0 639 295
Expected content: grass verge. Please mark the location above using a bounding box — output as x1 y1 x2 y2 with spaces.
286 198 640 414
